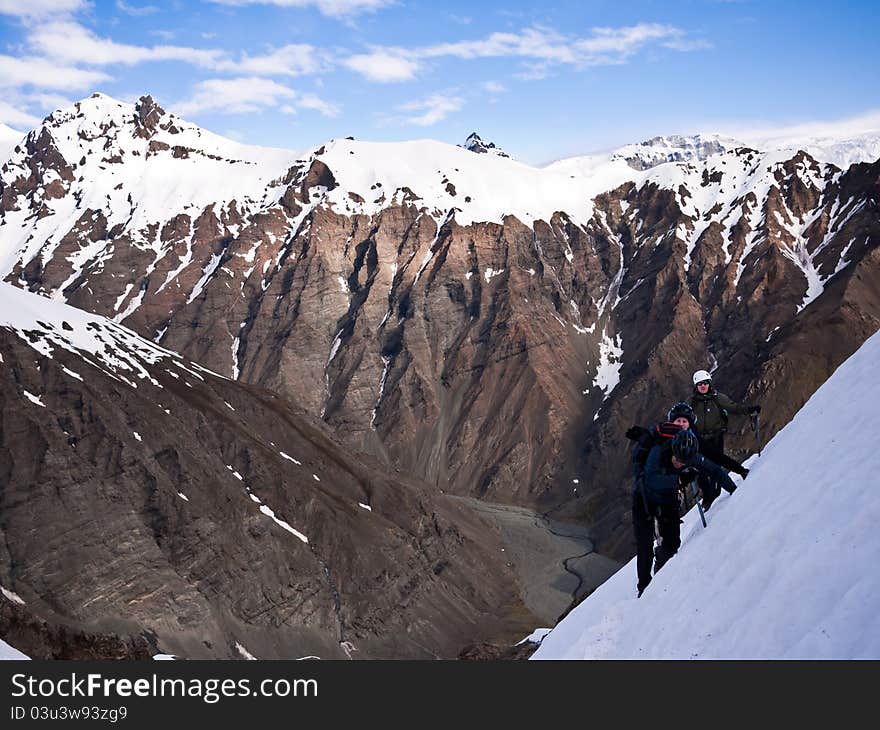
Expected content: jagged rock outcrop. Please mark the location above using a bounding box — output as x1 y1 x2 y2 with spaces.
460 132 510 158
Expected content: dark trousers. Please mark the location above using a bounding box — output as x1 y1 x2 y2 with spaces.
632 486 682 593
700 433 746 476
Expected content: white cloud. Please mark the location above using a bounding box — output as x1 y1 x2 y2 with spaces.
662 37 713 52
0 100 42 128
176 77 297 115
150 30 176 41
26 22 328 79
423 27 577 63
513 63 551 81
0 0 85 18
398 93 463 126
345 23 707 82
219 44 330 76
280 94 340 116
176 77 338 117
343 50 419 82
28 21 224 68
573 24 683 61
23 92 74 113
481 81 506 94
297 93 340 117
206 0 394 19
116 0 159 15
0 54 111 90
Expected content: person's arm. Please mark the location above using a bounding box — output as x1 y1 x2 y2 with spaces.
645 445 680 494
693 454 738 493
716 391 752 416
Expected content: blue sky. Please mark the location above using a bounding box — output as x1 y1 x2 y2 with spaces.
0 0 878 164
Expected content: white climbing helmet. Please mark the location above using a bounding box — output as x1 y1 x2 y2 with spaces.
693 369 712 386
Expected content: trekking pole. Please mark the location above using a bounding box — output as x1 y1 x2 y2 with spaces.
750 413 763 456
691 483 707 528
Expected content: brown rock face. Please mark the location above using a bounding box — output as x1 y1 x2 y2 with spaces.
0 288 534 658
1 98 878 577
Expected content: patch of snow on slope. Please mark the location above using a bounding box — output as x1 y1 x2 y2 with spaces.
0 282 215 387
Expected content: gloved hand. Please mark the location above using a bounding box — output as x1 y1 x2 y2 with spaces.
749 405 761 415
679 466 699 485
626 425 645 440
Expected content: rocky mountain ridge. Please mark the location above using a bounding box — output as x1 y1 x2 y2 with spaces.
609 133 739 171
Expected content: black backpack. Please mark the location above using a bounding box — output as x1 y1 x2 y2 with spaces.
627 422 683 472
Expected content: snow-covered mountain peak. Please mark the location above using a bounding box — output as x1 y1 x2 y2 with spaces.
533 327 880 659
610 133 742 171
459 132 510 158
312 136 635 226
0 93 304 278
36 92 300 173
741 130 880 171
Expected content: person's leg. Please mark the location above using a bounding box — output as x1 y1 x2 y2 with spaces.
698 471 721 510
702 434 748 478
652 501 682 573
700 434 723 462
633 490 654 595
714 450 748 478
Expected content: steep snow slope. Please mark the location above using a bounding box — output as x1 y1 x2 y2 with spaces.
0 638 28 660
534 327 880 659
314 136 636 227
0 123 23 163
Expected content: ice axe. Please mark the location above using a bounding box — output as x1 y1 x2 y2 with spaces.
691 482 707 528
750 412 763 457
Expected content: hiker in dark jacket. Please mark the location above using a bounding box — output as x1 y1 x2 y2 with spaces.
666 401 701 512
633 428 736 597
689 370 760 480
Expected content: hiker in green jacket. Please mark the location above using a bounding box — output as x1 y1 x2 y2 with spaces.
688 370 760 484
